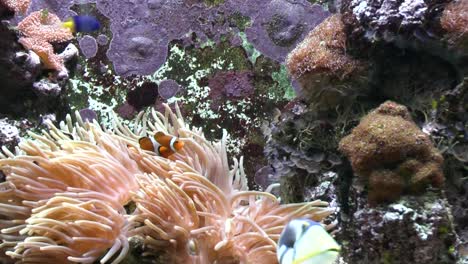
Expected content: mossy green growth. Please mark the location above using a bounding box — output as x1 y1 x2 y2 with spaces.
448 245 455 254
204 0 224 6
67 79 91 112
272 65 296 100
67 56 128 130
238 32 261 64
228 12 252 31
381 251 393 264
438 226 450 235
40 8 49 22
156 41 251 88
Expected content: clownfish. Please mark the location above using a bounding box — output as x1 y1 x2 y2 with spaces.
138 132 184 158
62 15 100 33
277 219 340 264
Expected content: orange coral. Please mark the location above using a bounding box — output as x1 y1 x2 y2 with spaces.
17 10 73 71
339 101 444 204
1 0 30 13
286 14 368 109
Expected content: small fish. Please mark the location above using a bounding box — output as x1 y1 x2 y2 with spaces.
62 15 100 33
153 131 184 152
277 218 340 264
138 132 184 158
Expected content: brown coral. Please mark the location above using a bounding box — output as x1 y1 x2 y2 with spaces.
286 14 368 109
0 0 30 13
17 10 73 71
440 0 468 48
339 101 444 204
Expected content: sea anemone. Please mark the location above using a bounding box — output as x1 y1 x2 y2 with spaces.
6 192 129 263
0 104 335 263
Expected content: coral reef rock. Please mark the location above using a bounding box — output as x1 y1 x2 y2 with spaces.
262 101 346 206
79 35 98 59
0 22 40 115
339 101 445 204
24 0 329 76
0 118 19 151
340 192 457 264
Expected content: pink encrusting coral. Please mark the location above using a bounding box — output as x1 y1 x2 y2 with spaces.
0 104 335 263
17 10 73 71
0 0 30 13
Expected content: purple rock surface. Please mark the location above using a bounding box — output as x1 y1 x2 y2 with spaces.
20 0 329 76
79 108 98 122
158 79 181 100
209 71 255 98
244 0 330 63
116 102 137 120
96 34 109 45
79 35 98 59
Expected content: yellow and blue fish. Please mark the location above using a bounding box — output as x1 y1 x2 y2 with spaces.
278 219 340 264
62 15 100 33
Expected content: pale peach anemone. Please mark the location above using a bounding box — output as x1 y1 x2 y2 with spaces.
6 191 129 263
121 105 335 263
0 112 140 263
131 171 333 264
0 103 336 264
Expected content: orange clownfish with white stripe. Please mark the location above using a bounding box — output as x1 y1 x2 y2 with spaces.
138 132 184 158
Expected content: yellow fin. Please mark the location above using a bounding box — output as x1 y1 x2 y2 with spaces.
62 20 75 32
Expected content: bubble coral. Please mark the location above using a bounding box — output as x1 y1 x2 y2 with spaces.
17 10 73 71
338 101 445 204
0 103 335 263
286 14 369 109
